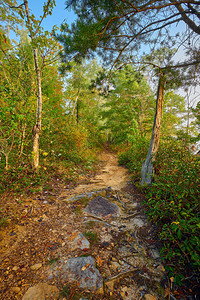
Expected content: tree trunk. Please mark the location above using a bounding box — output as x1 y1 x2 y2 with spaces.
24 0 42 171
5 154 8 170
141 73 165 185
19 124 26 157
71 89 80 116
76 98 79 124
32 125 40 169
32 48 42 170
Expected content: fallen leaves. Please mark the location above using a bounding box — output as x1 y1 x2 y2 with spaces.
96 255 104 267
81 263 90 271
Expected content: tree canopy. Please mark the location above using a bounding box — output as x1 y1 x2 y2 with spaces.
58 0 200 71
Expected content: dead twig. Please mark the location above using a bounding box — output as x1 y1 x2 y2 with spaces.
122 212 140 220
116 192 126 209
84 215 118 227
106 268 137 282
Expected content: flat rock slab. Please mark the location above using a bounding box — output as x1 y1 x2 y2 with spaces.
84 196 120 217
62 256 103 290
22 283 59 300
66 231 90 251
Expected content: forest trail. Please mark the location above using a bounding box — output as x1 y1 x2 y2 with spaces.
0 152 166 300
63 152 129 196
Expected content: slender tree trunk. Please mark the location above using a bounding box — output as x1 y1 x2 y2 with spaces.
5 154 8 170
24 0 42 170
186 93 190 136
19 124 26 157
32 48 42 170
71 89 80 116
141 73 165 185
76 99 79 124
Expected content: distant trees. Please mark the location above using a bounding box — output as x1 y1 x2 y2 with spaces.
0 31 65 169
100 65 154 145
58 0 200 184
1 0 64 170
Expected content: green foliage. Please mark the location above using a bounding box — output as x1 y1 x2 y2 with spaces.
0 36 102 194
192 101 200 141
47 257 59 265
161 91 185 137
85 220 95 229
0 165 59 194
144 141 200 282
84 230 98 244
0 217 7 227
100 65 154 145
119 135 200 283
118 136 150 179
60 283 92 299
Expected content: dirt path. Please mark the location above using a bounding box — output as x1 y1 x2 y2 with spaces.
64 152 129 196
0 152 166 300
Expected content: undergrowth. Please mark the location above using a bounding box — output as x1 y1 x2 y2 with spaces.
0 154 97 195
119 139 200 285
145 142 200 285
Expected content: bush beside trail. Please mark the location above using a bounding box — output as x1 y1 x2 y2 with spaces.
118 140 200 286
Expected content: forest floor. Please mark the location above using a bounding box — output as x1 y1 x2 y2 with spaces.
0 151 169 300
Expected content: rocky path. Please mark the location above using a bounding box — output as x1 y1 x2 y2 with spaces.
0 152 166 299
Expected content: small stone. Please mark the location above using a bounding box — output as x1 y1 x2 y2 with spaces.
42 214 49 220
100 232 112 243
30 263 42 270
105 280 115 292
145 294 157 300
22 283 59 300
149 248 160 260
110 262 120 271
10 231 16 236
12 287 21 293
12 266 19 271
21 268 27 272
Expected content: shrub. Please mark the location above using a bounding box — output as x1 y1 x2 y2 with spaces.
118 136 149 179
144 141 200 284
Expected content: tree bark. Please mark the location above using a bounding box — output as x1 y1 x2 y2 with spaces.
141 73 165 185
171 0 200 35
24 0 42 170
32 48 42 170
71 89 80 116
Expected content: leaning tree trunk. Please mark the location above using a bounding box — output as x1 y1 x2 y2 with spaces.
141 73 165 185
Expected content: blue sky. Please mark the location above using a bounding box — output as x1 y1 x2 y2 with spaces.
28 0 76 31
